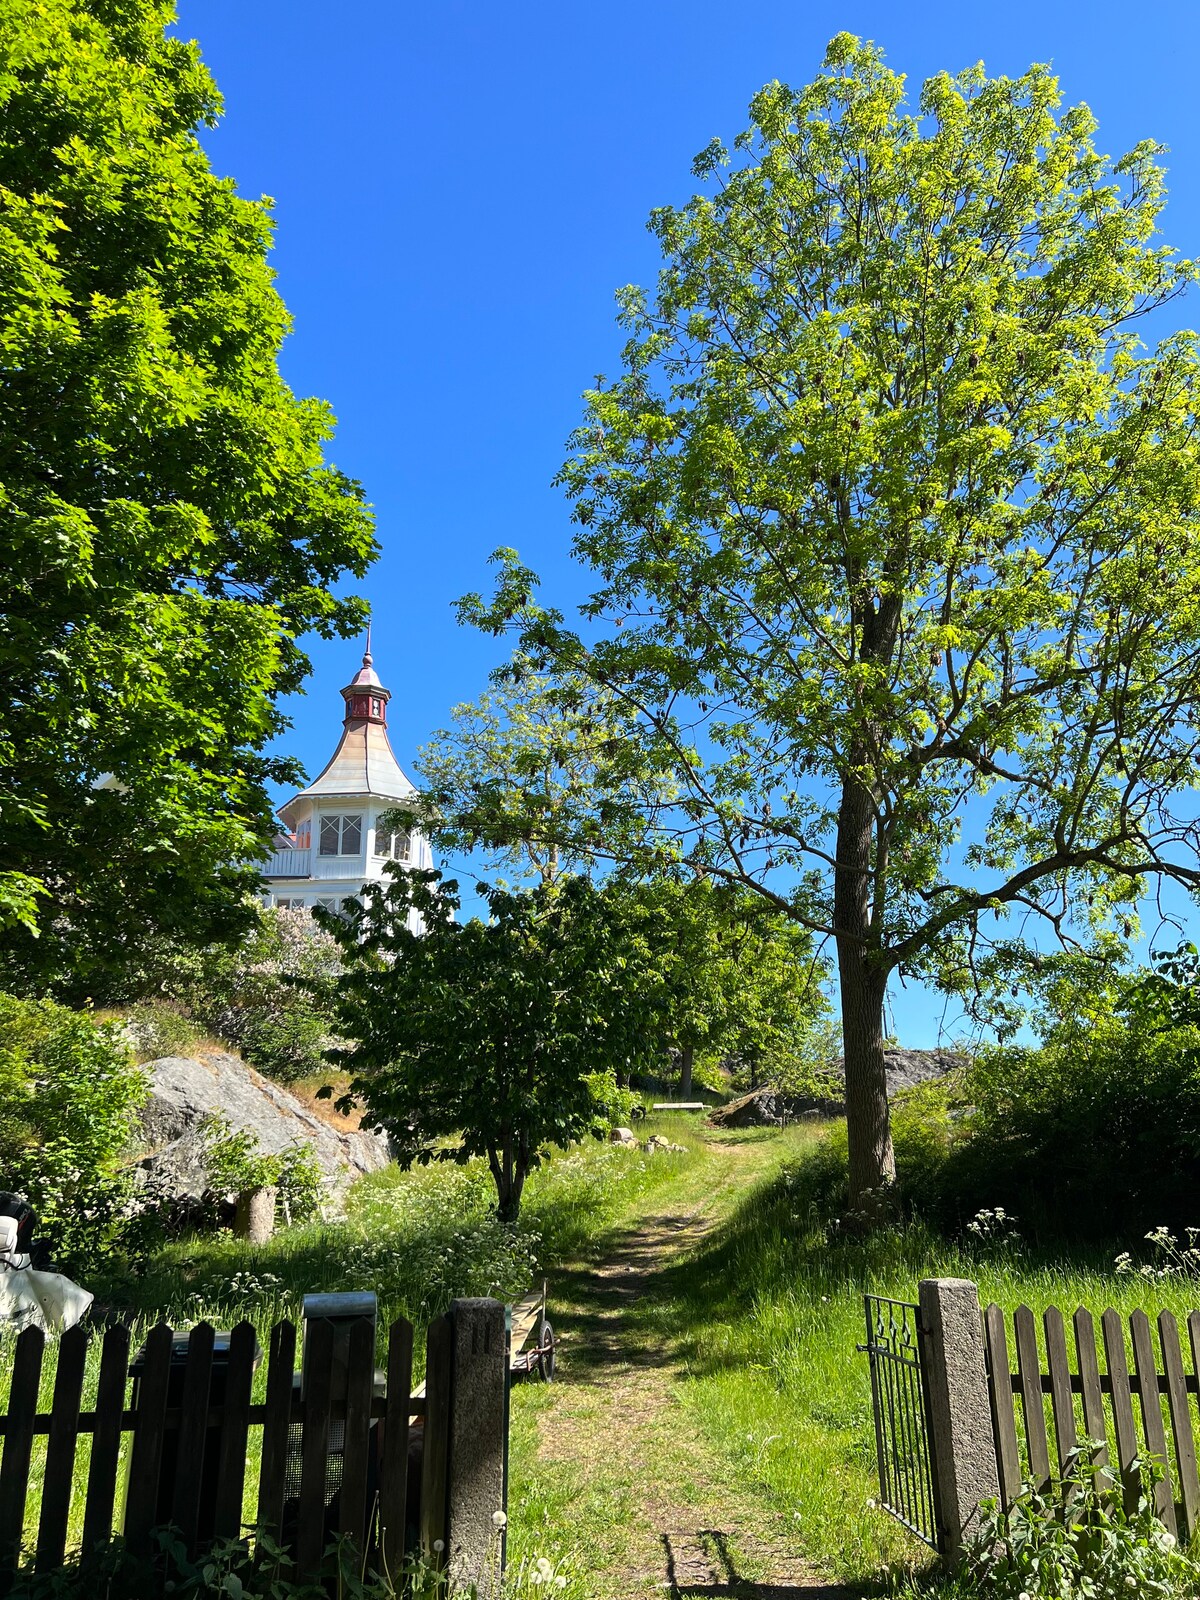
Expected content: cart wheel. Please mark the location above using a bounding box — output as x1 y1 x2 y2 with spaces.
536 1320 556 1382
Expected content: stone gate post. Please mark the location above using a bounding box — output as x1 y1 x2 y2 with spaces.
918 1277 999 1562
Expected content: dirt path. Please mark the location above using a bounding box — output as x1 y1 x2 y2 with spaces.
514 1146 857 1598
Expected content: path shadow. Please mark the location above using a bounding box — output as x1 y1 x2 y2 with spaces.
550 1210 713 1372
661 1530 863 1598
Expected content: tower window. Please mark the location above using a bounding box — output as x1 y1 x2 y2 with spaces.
370 696 383 718
375 824 412 862
319 814 363 856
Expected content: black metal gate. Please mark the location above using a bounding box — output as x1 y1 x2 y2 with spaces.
859 1295 941 1550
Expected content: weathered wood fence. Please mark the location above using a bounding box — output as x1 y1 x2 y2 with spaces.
0 1296 508 1595
864 1279 1200 1564
983 1300 1200 1539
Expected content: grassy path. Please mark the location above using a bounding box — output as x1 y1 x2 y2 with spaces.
508 1137 859 1598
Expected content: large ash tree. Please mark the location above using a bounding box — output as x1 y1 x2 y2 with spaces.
0 0 376 993
469 37 1200 1206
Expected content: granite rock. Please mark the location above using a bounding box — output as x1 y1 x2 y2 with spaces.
137 1051 389 1208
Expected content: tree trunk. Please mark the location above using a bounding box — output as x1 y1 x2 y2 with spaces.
834 767 895 1208
679 1043 694 1099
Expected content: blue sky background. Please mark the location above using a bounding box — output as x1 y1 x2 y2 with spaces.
176 0 1200 1046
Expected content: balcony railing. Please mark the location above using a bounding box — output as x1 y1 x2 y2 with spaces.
264 847 311 878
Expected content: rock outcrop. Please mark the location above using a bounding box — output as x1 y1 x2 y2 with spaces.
708 1048 966 1129
137 1052 389 1208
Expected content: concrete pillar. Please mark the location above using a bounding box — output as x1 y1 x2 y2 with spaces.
234 1185 276 1243
918 1277 999 1562
443 1298 507 1598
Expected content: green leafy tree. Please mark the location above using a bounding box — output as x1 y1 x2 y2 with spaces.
606 875 829 1097
322 871 670 1222
467 37 1200 1206
414 656 664 887
0 0 376 993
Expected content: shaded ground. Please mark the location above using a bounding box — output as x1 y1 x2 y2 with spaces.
513 1144 859 1598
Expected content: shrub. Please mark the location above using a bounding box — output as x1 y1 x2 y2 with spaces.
917 1016 1200 1242
200 1115 324 1226
960 1452 1200 1599
120 999 204 1062
0 994 147 1266
184 907 345 1083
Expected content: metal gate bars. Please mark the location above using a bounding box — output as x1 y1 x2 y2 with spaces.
859 1295 941 1550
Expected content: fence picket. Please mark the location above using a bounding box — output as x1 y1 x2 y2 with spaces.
256 1319 296 1544
983 1304 1021 1507
1158 1311 1199 1540
82 1324 130 1554
337 1318 375 1549
380 1318 414 1574
1043 1306 1078 1475
1130 1310 1176 1535
1073 1308 1110 1490
1101 1309 1140 1515
1013 1306 1050 1488
296 1316 335 1579
0 1326 46 1582
171 1321 215 1551
421 1314 452 1563
213 1320 257 1542
34 1324 88 1572
124 1323 175 1557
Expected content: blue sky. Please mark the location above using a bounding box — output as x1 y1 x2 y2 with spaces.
177 0 1200 1045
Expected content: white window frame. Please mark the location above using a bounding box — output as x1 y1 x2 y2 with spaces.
319 813 363 857
374 821 412 862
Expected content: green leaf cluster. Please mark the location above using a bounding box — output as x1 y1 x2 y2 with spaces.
0 990 147 1264
0 0 377 993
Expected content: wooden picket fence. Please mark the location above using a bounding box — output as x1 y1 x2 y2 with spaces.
0 1313 433 1590
983 1302 1200 1540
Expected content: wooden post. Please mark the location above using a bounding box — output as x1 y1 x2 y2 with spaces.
918 1278 999 1563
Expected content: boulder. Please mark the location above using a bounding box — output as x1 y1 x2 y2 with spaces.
708 1048 966 1129
137 1052 389 1210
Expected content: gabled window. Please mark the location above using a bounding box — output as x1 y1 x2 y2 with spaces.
319 814 363 856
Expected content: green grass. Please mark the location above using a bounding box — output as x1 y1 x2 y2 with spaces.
8 1115 1197 1594
650 1122 1200 1591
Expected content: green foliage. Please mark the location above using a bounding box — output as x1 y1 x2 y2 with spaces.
4 1525 452 1598
322 871 674 1221
466 34 1200 1201
114 906 345 1083
184 906 345 1083
960 1453 1200 1599
0 0 377 996
894 1014 1200 1243
0 993 147 1265
600 876 830 1094
121 998 206 1062
200 1115 322 1225
414 655 665 887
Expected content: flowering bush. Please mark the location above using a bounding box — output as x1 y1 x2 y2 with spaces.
960 1451 1200 1599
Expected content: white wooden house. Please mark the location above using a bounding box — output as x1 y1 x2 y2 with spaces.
262 647 434 916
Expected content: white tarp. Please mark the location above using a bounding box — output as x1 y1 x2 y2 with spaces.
0 1267 92 1334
